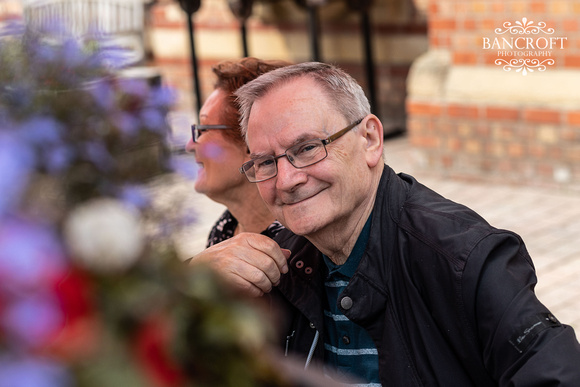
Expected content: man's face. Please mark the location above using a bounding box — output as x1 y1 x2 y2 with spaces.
186 89 249 202
246 77 370 237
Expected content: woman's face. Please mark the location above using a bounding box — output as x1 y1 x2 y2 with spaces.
185 89 249 203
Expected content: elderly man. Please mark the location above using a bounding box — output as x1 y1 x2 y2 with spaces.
194 62 580 386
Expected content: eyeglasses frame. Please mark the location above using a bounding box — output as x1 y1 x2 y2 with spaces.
239 117 364 183
191 124 233 143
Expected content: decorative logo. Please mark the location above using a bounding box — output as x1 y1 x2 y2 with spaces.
483 18 567 75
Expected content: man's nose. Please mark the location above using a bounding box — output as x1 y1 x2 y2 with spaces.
275 156 306 190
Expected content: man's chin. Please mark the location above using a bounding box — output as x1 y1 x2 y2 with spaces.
282 217 323 238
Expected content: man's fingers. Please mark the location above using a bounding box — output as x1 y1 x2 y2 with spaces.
187 233 292 297
227 258 277 295
244 234 289 274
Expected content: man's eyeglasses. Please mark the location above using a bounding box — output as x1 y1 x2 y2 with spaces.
191 124 233 143
239 118 363 183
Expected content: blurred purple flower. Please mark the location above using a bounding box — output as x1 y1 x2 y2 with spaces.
1 85 33 111
0 357 71 387
44 143 74 173
141 108 166 132
119 185 150 209
60 38 85 68
87 79 115 111
112 111 140 137
150 86 177 108
0 216 67 294
82 141 114 171
0 133 35 216
33 44 58 67
170 155 198 180
118 77 149 97
2 294 63 349
19 116 63 146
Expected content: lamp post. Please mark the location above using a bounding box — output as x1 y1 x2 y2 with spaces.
228 0 254 57
295 0 327 62
347 0 377 115
177 0 202 112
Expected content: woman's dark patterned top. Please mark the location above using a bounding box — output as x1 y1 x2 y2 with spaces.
206 209 285 247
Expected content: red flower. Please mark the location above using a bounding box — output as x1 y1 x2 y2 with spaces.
132 313 187 387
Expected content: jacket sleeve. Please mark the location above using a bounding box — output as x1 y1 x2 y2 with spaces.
463 231 580 386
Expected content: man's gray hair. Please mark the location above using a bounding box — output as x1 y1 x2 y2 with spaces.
234 62 371 139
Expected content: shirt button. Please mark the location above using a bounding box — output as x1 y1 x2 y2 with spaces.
340 296 353 310
342 335 350 345
309 322 316 329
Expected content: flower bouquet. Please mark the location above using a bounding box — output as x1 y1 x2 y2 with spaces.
0 22 295 387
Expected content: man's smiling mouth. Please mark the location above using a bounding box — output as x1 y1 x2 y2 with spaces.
281 189 325 206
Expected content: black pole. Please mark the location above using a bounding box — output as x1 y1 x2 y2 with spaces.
228 0 253 58
308 5 321 62
178 0 202 112
241 21 249 57
186 15 202 113
361 9 377 115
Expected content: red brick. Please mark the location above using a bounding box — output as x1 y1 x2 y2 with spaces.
448 104 479 118
441 155 454 168
564 55 580 68
481 18 496 31
407 119 428 134
563 19 579 32
465 139 482 154
491 2 505 13
567 112 580 126
561 127 580 141
463 19 477 30
410 135 440 149
528 144 547 158
453 51 478 65
531 1 546 13
566 146 580 161
429 2 439 15
536 163 554 178
486 107 520 121
429 18 457 31
475 124 491 137
507 143 525 158
446 138 462 152
406 102 442 116
485 142 505 157
523 109 561 124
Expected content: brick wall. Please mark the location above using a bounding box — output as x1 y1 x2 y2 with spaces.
148 0 428 132
407 0 580 191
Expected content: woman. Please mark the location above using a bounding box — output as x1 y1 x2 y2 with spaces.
186 57 290 246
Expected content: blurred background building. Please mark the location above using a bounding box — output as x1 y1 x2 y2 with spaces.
2 0 579 190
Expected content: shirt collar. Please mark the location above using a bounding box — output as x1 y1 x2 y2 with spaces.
323 214 373 278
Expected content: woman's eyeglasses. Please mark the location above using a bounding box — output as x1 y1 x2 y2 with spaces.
191 124 233 143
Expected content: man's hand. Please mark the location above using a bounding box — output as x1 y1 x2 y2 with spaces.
188 233 291 298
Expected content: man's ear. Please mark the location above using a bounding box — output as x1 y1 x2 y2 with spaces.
361 115 384 168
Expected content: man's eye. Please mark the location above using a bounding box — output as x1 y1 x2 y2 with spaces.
255 158 274 169
297 143 319 154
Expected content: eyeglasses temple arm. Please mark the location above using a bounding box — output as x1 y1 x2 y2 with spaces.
323 118 364 145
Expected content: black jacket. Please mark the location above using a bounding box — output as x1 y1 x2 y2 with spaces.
271 165 580 386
